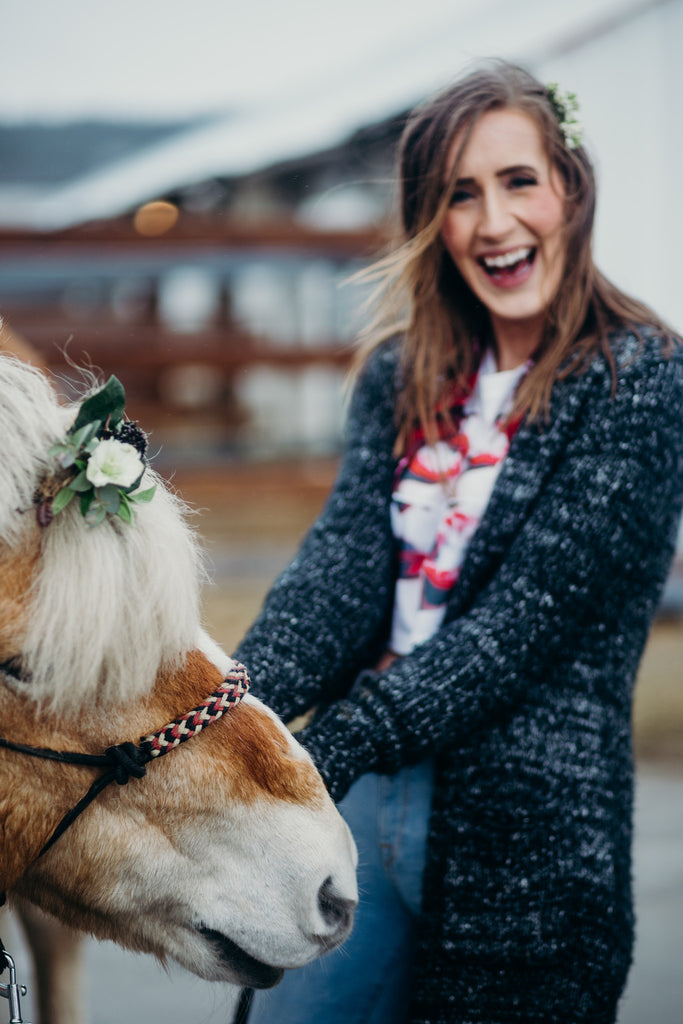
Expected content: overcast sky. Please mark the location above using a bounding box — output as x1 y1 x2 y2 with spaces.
1 0 469 122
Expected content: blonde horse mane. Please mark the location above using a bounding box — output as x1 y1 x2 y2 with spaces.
0 354 206 711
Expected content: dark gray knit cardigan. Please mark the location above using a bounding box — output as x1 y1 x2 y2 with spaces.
235 328 683 1024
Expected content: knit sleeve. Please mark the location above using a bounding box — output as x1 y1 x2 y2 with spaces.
233 342 400 722
300 340 683 801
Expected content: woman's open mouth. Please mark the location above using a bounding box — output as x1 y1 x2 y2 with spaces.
198 926 285 988
478 246 536 287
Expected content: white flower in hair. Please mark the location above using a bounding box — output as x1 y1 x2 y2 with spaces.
546 82 583 150
86 438 145 488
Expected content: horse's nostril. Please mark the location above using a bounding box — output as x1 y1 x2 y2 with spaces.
317 876 355 933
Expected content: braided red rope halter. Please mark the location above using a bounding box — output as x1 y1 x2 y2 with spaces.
0 660 250 876
140 663 249 757
0 661 249 1021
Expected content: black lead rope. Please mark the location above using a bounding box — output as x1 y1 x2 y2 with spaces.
0 665 249 893
0 667 249 1023
0 736 149 860
0 738 146 1024
231 987 254 1024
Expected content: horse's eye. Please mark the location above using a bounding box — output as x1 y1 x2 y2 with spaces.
0 656 27 682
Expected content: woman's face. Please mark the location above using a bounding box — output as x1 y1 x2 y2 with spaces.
440 107 566 352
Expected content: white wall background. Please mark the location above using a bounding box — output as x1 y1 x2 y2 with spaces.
1 0 681 332
537 0 683 332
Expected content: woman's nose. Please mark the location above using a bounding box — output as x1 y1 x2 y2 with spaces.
478 190 514 240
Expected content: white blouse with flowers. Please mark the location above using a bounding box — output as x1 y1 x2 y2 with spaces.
389 350 530 655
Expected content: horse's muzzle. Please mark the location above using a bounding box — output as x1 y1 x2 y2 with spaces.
313 875 356 950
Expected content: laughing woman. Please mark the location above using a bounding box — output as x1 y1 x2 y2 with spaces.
235 61 683 1024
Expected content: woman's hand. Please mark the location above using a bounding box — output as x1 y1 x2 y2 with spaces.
375 650 401 672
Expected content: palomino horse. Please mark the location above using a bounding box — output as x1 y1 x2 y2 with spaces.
0 354 357 1021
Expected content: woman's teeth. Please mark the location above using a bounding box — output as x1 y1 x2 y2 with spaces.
481 246 533 270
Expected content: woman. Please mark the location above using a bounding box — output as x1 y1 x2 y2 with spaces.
235 61 683 1024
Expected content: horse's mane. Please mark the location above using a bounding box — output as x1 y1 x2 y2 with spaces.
0 354 206 711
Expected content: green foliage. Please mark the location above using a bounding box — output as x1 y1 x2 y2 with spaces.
42 376 156 529
71 377 126 433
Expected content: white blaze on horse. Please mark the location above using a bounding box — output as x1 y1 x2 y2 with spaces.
0 355 357 1008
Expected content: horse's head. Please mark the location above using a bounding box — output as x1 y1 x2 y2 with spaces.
0 355 357 988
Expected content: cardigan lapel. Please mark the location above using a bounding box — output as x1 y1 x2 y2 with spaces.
445 369 592 620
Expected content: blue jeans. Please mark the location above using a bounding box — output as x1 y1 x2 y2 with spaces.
246 760 434 1024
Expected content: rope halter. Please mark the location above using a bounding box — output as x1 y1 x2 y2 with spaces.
0 660 250 871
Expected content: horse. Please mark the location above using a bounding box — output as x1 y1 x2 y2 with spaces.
0 353 357 1021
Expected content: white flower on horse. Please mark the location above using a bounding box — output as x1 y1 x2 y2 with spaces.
86 438 144 489
43 377 157 527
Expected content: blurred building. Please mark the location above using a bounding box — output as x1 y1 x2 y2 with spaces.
0 0 681 468
0 216 383 463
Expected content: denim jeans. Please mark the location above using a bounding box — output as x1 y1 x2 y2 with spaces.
246 759 434 1024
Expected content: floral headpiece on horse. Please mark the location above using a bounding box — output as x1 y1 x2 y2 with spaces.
36 376 156 528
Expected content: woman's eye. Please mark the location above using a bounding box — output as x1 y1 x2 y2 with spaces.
449 189 474 206
509 175 537 190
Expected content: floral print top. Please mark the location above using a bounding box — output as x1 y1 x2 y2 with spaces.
389 350 530 654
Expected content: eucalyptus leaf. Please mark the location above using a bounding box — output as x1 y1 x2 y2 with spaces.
99 485 121 514
85 502 107 527
68 420 102 449
52 448 77 469
80 491 95 518
117 497 133 524
72 377 126 432
51 487 76 515
129 484 156 504
82 422 103 447
49 441 72 457
69 470 92 492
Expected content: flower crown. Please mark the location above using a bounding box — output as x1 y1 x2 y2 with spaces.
546 82 583 150
36 376 156 528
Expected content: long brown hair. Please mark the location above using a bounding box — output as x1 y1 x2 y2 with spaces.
351 60 673 453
